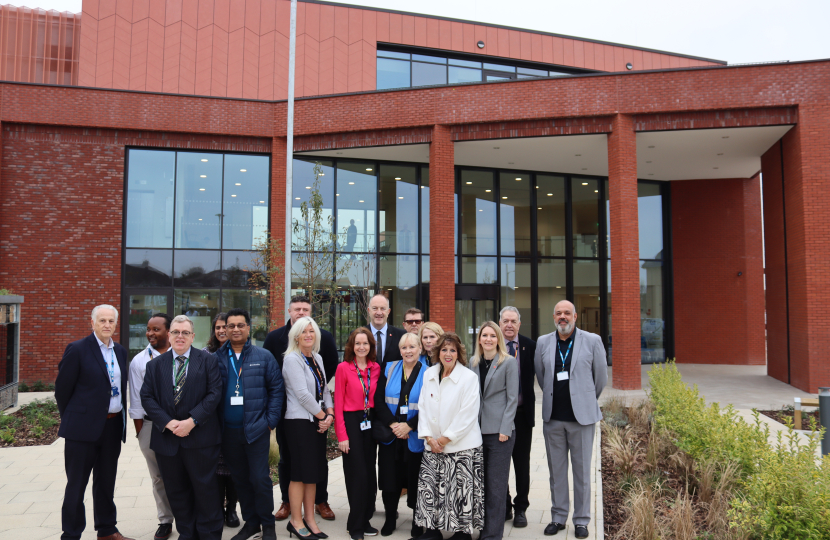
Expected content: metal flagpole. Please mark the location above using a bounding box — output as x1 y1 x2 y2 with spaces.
285 0 297 313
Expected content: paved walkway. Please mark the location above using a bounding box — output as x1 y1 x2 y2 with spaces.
0 363 821 540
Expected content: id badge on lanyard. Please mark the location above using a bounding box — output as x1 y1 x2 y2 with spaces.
556 340 573 381
356 362 372 430
229 350 244 405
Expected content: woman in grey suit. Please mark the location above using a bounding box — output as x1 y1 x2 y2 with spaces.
470 321 519 540
282 317 335 540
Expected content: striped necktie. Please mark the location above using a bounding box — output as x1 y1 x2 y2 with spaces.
174 356 188 405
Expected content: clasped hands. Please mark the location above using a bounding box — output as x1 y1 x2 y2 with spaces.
391 422 412 439
427 435 450 453
165 418 196 437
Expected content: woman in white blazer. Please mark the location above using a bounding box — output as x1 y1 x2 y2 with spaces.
414 332 483 540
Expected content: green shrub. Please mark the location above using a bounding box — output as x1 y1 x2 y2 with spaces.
0 427 14 444
18 382 29 392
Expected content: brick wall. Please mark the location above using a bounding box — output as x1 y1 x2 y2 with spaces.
428 124 454 332
672 175 766 366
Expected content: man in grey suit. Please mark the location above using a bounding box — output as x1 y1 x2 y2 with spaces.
534 300 607 539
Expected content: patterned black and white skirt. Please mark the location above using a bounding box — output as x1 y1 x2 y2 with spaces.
414 446 485 533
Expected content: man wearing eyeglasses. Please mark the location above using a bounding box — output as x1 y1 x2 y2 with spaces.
402 308 425 334
216 308 284 540
140 314 224 540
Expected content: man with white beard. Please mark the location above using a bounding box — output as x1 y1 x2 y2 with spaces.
534 300 607 539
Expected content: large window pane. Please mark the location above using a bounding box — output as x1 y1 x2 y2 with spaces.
174 289 220 350
126 149 175 248
334 254 377 350
572 177 599 257
517 66 548 78
638 183 663 260
412 62 446 86
221 251 261 288
378 50 410 60
174 250 221 288
223 154 269 250
420 167 430 253
449 66 481 84
379 165 418 254
337 162 377 253
538 259 567 336
461 256 497 284
175 152 223 249
499 172 531 256
380 255 418 328
377 58 411 90
221 289 268 346
125 249 173 287
574 260 601 335
460 170 496 255
640 260 664 364
127 294 169 358
422 255 429 284
292 159 334 250
500 258 532 331
483 63 515 72
537 175 566 257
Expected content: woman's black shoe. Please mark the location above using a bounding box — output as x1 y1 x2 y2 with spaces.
225 507 241 528
350 533 364 540
447 533 472 540
381 517 396 537
415 528 442 540
409 524 424 539
287 520 317 540
364 524 379 536
303 519 328 539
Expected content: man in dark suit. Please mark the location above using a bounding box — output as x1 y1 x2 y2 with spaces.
263 295 339 521
365 293 405 367
55 304 133 540
140 314 224 540
499 306 537 528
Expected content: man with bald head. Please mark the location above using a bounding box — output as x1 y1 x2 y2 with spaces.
534 300 607 539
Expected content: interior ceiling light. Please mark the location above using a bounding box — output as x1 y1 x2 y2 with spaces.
420 186 425 189
231 194 237 197
395 177 401 180
538 207 542 210
359 200 364 203
398 196 404 199
295 197 301 200
582 182 588 185
515 177 521 181
466 181 472 184
336 194 340 196
259 200 265 203
198 218 203 221
366 168 373 171
547 193 553 196
305 186 311 189
235 183 241 186
201 159 208 162
199 188 205 191
240 169 247 172
502 196 508 199
479 209 483 212
594 190 599 193
200 175 207 178
485 189 491 192
349 182 355 185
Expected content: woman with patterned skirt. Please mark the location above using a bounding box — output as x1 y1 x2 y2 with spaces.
415 332 484 540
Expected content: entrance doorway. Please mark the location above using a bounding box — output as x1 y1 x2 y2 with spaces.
455 284 498 354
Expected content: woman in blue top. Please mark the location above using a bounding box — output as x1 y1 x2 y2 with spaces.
373 332 429 538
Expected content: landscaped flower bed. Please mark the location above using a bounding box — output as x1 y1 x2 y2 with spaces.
0 398 60 447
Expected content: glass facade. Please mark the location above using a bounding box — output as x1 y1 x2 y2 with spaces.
123 149 270 358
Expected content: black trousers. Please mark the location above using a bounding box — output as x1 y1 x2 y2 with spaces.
156 444 223 540
61 414 123 540
506 407 533 512
223 427 275 527
218 474 238 510
342 411 377 535
277 419 329 503
378 440 422 513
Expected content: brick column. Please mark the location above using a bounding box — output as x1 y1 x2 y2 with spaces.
429 125 455 331
270 136 287 327
607 114 641 390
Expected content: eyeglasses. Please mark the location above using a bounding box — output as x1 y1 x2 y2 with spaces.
404 319 423 325
226 323 248 330
170 330 193 337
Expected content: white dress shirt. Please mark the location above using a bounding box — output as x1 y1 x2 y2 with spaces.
418 363 482 453
128 344 163 419
95 335 122 414
171 347 192 387
372 323 388 361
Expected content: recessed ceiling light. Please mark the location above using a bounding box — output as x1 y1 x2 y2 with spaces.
366 168 373 171
349 182 355 185
199 188 205 191
240 169 247 172
305 186 311 189
398 196 404 199
198 218 203 221
319 173 324 176
235 183 241 186
502 196 508 199
295 197 301 200
594 190 599 193
393 177 401 180
485 189 491 192
582 182 588 185
547 193 553 196
515 177 522 181
538 207 542 210
336 194 340 196
466 181 472 185
259 200 265 203
231 194 237 197
201 159 208 162
479 209 483 212
359 200 364 203
421 186 425 189
200 175 207 178
556 286 562 289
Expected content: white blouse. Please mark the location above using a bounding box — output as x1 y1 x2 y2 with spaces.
417 363 482 453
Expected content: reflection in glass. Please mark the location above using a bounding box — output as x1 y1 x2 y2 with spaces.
128 294 168 358
461 257 497 284
460 170 496 256
221 251 261 288
572 177 599 257
449 66 481 84
336 254 376 290
499 172 531 256
379 165 418 254
638 183 663 260
174 289 220 350
517 67 548 78
175 153 223 249
125 249 173 287
500 258 532 332
222 289 268 346
126 149 175 248
377 58 411 90
421 168 430 253
412 62 447 86
574 260 601 335
292 159 334 249
538 259 567 336
455 299 496 353
607 259 612 362
537 175 567 257
640 260 664 363
334 254 378 350
380 255 418 327
336 162 377 253
223 154 269 250
174 250 221 288
421 255 429 284
377 50 410 60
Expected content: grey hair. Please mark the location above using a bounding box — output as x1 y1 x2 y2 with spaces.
91 304 119 323
499 306 521 322
285 316 321 357
171 314 195 331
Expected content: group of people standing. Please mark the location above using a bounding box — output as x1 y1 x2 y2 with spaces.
54 293 607 540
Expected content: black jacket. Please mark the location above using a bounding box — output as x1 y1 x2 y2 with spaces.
263 320 339 382
364 324 406 367
517 334 537 427
55 333 129 443
139 347 223 457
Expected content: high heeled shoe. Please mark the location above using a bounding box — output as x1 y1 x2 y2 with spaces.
287 520 317 540
303 519 328 539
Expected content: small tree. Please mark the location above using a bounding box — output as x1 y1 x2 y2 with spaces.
247 231 285 331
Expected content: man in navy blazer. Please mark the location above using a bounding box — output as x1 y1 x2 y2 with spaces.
140 314 224 540
55 304 133 540
365 293 405 367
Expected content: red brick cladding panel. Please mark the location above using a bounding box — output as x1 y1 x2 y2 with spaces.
672 176 766 366
428 124 455 332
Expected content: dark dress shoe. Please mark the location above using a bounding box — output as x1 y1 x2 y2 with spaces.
275 501 291 521
381 517 396 537
315 503 336 521
232 522 262 540
544 522 566 536
415 529 441 540
154 523 173 540
513 510 527 528
575 525 589 539
505 507 513 521
262 525 277 540
410 524 424 539
226 508 241 528
364 524 379 536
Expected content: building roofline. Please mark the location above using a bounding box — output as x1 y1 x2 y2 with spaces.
301 0 728 65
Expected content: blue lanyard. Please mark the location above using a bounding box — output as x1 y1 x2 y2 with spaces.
106 347 116 383
229 348 243 392
558 339 573 373
353 361 371 418
305 356 323 401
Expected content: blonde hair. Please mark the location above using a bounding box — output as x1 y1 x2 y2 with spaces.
418 321 444 361
285 317 321 357
398 332 420 350
470 321 509 368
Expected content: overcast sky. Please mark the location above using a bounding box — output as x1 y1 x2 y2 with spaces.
26 0 830 65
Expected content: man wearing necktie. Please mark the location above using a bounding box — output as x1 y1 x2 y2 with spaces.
365 294 404 368
55 304 134 540
140 315 224 540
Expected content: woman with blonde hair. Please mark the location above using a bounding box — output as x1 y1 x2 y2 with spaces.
282 317 334 540
470 322 519 540
417 322 443 364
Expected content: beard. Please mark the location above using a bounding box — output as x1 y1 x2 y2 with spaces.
557 320 574 336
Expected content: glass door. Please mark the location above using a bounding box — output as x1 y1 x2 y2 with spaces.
123 290 172 359
455 298 496 354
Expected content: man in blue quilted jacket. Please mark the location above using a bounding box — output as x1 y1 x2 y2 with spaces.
216 307 285 540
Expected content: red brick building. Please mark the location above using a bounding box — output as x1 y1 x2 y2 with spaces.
0 0 827 392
